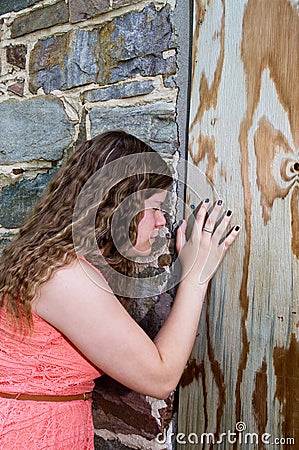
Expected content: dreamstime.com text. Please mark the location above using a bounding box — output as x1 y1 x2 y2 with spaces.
156 422 295 446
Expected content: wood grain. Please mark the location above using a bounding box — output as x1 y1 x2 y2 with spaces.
179 0 299 447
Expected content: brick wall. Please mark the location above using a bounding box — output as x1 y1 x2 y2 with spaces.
0 1 190 448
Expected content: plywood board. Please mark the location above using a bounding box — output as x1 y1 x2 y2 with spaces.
178 0 299 447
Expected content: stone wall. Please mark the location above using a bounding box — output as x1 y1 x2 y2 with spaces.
0 1 190 448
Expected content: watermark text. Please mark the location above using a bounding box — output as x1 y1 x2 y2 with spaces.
156 422 295 446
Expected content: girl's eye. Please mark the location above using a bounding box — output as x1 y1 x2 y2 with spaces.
152 207 160 211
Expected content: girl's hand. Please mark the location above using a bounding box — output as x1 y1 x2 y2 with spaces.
176 200 240 285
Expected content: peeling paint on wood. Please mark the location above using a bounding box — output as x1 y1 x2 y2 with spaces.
180 358 208 432
179 0 299 447
206 287 226 437
291 186 299 259
252 358 268 437
273 334 299 440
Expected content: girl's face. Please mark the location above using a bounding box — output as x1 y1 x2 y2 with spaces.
129 190 167 257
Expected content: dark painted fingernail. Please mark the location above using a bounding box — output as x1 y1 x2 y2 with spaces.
217 199 223 205
235 225 240 231
204 198 210 203
226 209 232 216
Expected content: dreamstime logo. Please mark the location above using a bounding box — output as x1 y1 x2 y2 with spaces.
72 152 225 297
156 422 296 446
236 421 247 432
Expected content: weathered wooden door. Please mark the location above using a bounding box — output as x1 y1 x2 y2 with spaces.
178 0 299 448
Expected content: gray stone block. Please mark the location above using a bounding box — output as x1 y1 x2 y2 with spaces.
0 97 74 163
68 29 99 86
89 102 178 154
164 75 177 88
84 80 154 102
110 4 174 60
105 54 176 85
0 0 40 15
97 4 175 84
69 0 110 24
29 5 176 92
30 30 99 93
0 170 56 228
31 64 65 95
11 1 69 38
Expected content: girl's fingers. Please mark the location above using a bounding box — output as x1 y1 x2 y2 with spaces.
217 225 240 253
198 224 241 284
176 219 187 253
202 200 223 235
223 225 240 249
181 200 239 251
213 209 233 240
191 200 210 241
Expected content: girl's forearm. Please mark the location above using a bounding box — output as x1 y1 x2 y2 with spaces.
153 277 208 390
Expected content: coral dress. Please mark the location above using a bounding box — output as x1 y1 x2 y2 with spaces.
0 304 102 449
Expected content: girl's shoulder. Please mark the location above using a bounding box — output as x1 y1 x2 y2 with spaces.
31 256 111 314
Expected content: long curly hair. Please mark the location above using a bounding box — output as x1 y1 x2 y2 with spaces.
0 130 173 331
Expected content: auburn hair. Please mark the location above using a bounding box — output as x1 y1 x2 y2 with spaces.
0 130 173 331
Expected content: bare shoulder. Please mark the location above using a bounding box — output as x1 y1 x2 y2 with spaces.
31 257 112 316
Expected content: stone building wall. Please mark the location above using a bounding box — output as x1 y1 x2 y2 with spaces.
0 1 190 449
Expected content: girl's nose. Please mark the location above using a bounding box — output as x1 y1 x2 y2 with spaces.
155 210 166 227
